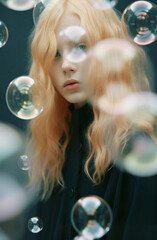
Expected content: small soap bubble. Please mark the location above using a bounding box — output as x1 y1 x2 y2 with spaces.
122 1 157 45
58 25 91 63
0 0 36 11
6 76 45 120
0 21 8 48
18 155 31 171
28 217 43 233
71 196 112 239
93 0 118 10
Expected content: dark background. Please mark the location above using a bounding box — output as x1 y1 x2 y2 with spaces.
0 0 157 131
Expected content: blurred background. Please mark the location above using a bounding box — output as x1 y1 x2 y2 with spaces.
0 1 157 239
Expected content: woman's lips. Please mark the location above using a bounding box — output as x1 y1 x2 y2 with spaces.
64 79 80 90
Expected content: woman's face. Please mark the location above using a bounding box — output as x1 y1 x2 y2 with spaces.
50 10 90 108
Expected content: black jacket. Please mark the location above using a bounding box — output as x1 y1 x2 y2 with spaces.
22 104 157 240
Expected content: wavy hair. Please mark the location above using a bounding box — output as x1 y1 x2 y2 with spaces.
27 0 154 199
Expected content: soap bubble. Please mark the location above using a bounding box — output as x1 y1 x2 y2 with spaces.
33 0 59 25
0 0 36 11
91 38 136 72
17 155 31 171
71 196 112 239
6 76 45 120
102 91 157 122
58 25 91 63
116 131 157 177
93 0 118 10
28 217 43 233
122 1 157 45
82 38 137 106
33 0 48 25
0 21 8 48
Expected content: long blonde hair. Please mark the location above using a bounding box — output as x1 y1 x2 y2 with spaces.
27 0 154 199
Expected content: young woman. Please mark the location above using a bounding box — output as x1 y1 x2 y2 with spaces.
23 0 157 239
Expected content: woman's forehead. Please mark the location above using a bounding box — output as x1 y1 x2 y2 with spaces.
55 10 80 36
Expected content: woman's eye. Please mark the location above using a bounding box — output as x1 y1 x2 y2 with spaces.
55 50 61 58
77 44 87 51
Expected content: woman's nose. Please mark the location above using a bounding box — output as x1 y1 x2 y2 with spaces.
62 57 77 74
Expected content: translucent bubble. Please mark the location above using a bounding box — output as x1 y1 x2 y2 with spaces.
0 174 27 222
91 38 136 72
0 0 36 11
58 25 91 63
97 89 157 129
82 38 136 106
71 196 112 239
33 0 48 25
33 0 59 25
0 21 8 48
107 91 157 123
93 0 118 10
17 155 31 170
28 217 43 233
116 131 157 177
97 82 132 115
6 76 45 120
122 1 157 45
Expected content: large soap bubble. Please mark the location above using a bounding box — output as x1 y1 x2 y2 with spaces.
71 196 112 239
115 131 157 177
6 76 45 120
122 1 157 45
82 38 137 108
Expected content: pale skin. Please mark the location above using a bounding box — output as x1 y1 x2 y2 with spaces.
50 10 91 109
